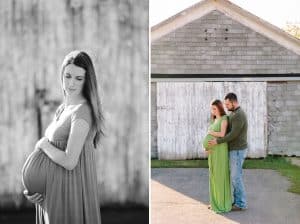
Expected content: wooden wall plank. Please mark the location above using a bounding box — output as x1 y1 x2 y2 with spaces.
0 0 148 206
157 82 266 159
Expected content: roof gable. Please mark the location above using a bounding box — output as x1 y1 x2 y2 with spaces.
151 10 300 75
152 0 300 55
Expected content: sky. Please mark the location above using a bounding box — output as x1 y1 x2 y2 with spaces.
150 0 300 29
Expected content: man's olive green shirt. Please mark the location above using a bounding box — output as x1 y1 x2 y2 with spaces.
216 107 248 150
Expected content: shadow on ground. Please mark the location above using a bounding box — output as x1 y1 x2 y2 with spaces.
151 168 300 224
0 206 148 224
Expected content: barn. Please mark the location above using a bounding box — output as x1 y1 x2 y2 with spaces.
151 0 300 160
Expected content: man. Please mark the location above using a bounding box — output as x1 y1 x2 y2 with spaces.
208 92 248 211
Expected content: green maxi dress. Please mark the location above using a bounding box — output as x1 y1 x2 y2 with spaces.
206 115 231 213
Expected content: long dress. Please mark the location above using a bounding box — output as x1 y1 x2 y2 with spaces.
207 115 231 213
22 102 101 223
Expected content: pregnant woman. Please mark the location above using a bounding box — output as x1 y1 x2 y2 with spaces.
22 51 103 223
203 99 231 213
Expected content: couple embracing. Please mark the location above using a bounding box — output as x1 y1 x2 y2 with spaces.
203 93 248 213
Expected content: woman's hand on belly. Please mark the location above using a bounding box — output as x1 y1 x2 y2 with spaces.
23 189 44 205
34 137 47 152
36 137 50 150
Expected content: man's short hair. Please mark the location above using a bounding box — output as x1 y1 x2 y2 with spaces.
225 92 238 102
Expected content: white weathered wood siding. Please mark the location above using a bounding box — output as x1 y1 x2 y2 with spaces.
157 82 266 159
0 0 148 206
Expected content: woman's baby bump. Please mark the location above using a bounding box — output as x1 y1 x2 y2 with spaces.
22 149 50 196
22 139 67 196
202 134 215 150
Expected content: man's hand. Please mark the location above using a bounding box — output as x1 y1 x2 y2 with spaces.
205 149 213 155
208 138 217 147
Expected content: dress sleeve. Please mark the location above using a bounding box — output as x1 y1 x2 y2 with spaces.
221 115 228 122
71 104 92 127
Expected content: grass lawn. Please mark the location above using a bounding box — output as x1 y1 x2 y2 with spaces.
151 156 300 195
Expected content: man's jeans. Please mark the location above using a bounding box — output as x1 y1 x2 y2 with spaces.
230 149 247 209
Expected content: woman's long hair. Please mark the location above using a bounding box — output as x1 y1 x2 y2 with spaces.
60 50 104 148
210 99 226 120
